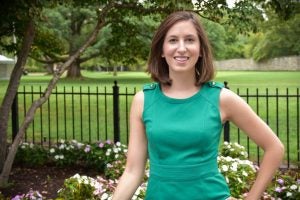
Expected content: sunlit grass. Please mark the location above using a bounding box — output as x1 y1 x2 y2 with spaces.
1 70 299 166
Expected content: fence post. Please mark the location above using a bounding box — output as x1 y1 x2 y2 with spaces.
113 80 120 143
223 81 230 142
11 93 19 140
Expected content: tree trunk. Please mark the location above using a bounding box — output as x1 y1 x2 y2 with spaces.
0 12 107 187
0 20 35 172
113 65 118 76
44 63 54 74
66 58 82 79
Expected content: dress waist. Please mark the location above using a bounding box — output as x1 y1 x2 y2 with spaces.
149 159 219 181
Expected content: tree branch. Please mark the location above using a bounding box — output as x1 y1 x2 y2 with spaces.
0 0 115 185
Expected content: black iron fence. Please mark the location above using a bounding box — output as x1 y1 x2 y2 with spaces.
10 81 300 168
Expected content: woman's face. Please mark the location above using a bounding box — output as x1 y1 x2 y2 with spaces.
162 20 201 76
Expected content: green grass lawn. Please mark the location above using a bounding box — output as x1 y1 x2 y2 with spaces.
0 70 299 166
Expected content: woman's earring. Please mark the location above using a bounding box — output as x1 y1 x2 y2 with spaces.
195 68 200 76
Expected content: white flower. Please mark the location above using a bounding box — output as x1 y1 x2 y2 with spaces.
286 192 292 197
50 148 55 153
101 193 109 200
113 148 118 153
225 176 229 183
290 184 297 190
116 142 121 146
107 163 113 168
115 154 119 159
83 179 89 185
59 155 64 159
73 174 80 179
242 171 248 177
221 165 228 172
59 139 65 144
237 178 242 183
230 162 238 172
76 142 84 149
59 144 65 150
225 156 233 162
54 155 60 160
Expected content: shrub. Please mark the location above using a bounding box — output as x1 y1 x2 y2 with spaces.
218 142 257 198
220 141 248 160
15 142 48 167
57 174 107 200
11 189 44 200
268 170 300 199
57 174 146 200
12 140 299 200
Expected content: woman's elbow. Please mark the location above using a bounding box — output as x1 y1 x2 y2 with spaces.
269 138 285 161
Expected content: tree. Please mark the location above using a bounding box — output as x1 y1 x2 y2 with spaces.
30 0 265 78
254 0 300 20
245 11 300 61
0 0 46 176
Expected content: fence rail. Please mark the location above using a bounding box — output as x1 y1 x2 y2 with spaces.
10 82 300 169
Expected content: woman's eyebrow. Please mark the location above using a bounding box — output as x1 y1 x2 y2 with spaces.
166 34 197 38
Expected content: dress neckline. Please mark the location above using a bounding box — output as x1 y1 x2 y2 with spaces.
157 83 207 103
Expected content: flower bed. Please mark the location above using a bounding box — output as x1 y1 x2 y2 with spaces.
1 141 299 199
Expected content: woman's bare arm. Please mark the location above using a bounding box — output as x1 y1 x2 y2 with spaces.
112 91 148 200
220 88 284 200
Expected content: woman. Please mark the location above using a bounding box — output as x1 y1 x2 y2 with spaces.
112 11 284 200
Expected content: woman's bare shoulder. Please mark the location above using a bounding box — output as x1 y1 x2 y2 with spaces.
133 90 144 103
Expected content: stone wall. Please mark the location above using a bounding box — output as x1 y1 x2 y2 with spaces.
214 56 300 71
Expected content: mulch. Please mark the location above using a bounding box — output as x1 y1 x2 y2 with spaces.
1 165 100 199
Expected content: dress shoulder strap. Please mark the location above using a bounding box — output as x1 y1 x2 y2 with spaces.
200 81 224 110
143 83 157 91
207 81 224 89
142 83 159 113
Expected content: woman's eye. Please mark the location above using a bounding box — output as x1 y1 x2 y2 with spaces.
169 38 177 43
186 38 195 43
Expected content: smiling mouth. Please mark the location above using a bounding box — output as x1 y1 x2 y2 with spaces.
174 56 189 62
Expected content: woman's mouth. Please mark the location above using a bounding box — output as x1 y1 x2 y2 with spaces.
174 56 189 62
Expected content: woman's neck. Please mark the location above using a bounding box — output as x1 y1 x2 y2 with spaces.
161 74 200 99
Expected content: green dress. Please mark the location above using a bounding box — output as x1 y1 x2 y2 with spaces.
142 81 230 200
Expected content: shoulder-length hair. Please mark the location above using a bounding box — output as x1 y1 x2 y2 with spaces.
147 11 215 86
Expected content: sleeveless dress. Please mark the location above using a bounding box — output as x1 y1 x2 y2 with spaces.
142 81 230 200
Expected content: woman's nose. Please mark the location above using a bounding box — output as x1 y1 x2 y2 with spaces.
177 40 187 52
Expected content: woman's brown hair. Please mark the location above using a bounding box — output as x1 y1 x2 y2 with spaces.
147 11 215 86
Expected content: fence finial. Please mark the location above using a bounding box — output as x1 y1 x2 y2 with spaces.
224 81 229 89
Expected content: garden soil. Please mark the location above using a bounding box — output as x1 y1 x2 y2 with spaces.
1 165 100 199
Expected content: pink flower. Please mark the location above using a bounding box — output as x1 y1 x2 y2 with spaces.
11 194 25 200
275 187 282 193
84 145 91 153
98 142 104 148
106 140 112 145
277 178 284 185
